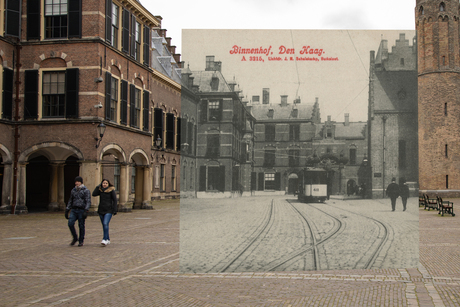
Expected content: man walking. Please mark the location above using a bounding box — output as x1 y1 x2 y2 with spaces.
65 176 91 246
386 177 400 212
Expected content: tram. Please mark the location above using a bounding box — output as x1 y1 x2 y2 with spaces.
297 167 328 203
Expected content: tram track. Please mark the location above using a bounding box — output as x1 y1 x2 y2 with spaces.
206 197 391 273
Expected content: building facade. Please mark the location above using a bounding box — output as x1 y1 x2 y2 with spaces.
368 33 418 198
182 56 255 198
0 0 182 214
416 0 460 195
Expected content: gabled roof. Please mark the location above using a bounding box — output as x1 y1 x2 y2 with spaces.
189 70 232 93
250 103 314 121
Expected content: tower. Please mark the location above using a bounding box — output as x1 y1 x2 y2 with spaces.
416 0 460 193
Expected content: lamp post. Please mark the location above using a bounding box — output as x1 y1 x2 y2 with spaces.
155 135 162 150
95 122 106 148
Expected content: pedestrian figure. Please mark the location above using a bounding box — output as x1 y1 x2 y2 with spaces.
65 176 91 246
399 181 410 211
386 177 400 211
92 179 117 246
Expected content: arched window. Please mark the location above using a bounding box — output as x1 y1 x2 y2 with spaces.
419 6 424 15
440 2 445 12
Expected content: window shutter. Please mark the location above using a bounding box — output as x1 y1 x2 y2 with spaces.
218 166 225 192
166 113 174 149
130 15 136 58
154 108 163 146
65 68 79 118
143 91 149 131
105 0 112 43
2 68 13 120
105 72 112 120
258 173 264 191
5 0 21 37
27 0 40 40
199 166 206 191
251 172 257 191
120 80 128 124
143 26 150 66
275 172 281 190
129 84 135 127
122 9 130 53
200 100 207 123
24 70 39 119
176 117 181 151
68 0 82 38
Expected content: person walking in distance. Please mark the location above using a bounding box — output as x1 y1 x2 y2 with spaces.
65 176 91 246
92 179 117 246
399 181 410 212
386 177 400 212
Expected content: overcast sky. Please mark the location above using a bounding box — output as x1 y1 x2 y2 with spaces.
143 0 416 54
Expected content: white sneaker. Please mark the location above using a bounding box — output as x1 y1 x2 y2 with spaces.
106 240 110 245
101 240 107 246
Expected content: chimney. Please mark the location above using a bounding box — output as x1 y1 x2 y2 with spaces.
268 109 274 119
327 115 331 123
344 113 349 126
280 95 288 106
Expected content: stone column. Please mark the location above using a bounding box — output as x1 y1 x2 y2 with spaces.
48 163 60 211
0 162 13 214
15 163 28 214
133 166 143 209
142 166 152 209
57 164 66 210
79 161 101 213
118 163 131 212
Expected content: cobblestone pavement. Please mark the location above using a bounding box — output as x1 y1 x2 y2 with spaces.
0 197 459 306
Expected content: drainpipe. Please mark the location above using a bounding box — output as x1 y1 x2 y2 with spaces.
11 44 21 214
382 115 387 198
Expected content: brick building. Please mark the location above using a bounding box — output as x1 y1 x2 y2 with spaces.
368 33 418 198
416 0 460 195
0 0 181 214
181 56 255 198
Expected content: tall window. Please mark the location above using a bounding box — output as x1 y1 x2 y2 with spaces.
114 163 120 191
208 101 221 121
264 173 275 190
349 148 357 165
289 149 300 167
45 0 68 38
111 3 119 47
43 71 66 117
264 149 276 167
133 87 141 127
110 77 118 121
289 124 300 141
206 134 220 157
160 164 165 191
171 165 176 191
135 21 141 61
265 124 275 141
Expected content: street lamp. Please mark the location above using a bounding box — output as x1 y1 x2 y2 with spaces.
155 135 162 149
95 122 106 148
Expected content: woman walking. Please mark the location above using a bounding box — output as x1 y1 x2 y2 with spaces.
92 179 118 246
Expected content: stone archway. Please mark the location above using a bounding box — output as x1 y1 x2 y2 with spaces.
129 149 151 210
17 142 84 213
99 144 128 211
0 144 13 213
287 173 299 195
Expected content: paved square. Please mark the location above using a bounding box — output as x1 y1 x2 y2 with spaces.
0 198 459 306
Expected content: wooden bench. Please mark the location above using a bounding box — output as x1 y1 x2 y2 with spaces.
437 197 455 217
419 194 426 207
424 194 438 211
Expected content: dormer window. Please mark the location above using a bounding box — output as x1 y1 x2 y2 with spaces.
211 76 219 91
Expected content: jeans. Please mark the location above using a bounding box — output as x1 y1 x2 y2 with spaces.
99 213 113 241
68 208 86 243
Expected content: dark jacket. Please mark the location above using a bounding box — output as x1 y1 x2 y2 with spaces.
399 184 410 198
66 185 91 210
386 182 400 199
92 186 118 215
